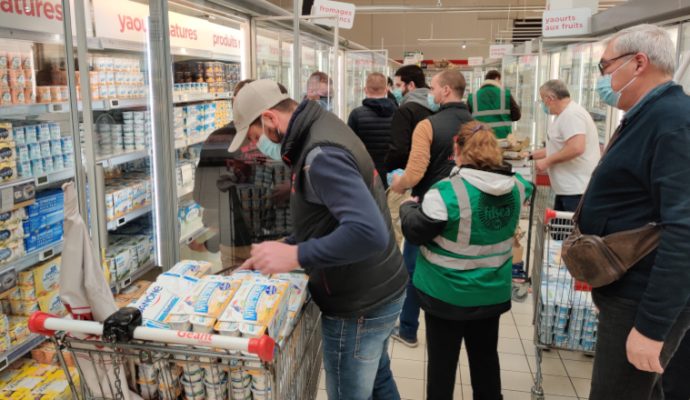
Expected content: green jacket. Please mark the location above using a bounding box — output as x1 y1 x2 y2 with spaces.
467 83 515 139
400 166 533 319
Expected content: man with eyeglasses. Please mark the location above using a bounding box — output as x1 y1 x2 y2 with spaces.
574 24 690 400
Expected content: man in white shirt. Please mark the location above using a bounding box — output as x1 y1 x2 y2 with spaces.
531 79 601 211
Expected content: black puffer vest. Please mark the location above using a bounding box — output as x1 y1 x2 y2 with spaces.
282 101 407 317
413 102 473 198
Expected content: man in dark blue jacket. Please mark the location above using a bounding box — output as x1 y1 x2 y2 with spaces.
348 72 397 189
580 24 690 400
230 80 408 400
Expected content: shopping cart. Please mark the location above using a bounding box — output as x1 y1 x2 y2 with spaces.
28 300 323 400
530 209 598 400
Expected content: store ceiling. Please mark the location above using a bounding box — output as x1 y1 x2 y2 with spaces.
267 0 628 60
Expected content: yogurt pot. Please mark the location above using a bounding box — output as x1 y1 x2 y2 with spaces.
214 321 240 354
230 387 251 400
203 367 227 385
168 314 191 331
138 364 158 382
252 388 272 400
251 373 270 391
191 315 216 334
204 381 228 397
181 365 204 382
182 377 206 396
138 382 158 400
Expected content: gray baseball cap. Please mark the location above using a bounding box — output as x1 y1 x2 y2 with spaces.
229 79 289 152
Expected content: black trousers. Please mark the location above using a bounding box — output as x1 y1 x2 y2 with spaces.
664 330 690 400
425 312 503 400
590 291 690 400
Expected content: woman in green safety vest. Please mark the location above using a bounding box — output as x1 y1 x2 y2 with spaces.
400 120 533 400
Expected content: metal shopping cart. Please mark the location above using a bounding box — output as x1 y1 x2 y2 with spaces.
530 209 599 400
28 300 323 400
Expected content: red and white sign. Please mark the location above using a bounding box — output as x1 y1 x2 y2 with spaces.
0 0 92 36
311 0 355 30
542 8 592 37
257 36 280 63
489 44 514 59
92 0 242 57
468 57 483 66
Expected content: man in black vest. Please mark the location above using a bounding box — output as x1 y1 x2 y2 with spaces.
230 79 408 400
389 69 473 349
347 72 397 189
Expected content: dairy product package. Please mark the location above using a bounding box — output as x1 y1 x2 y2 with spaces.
116 280 151 302
188 275 241 318
156 271 200 295
0 209 25 228
18 256 61 297
0 239 24 265
38 290 66 316
0 313 7 333
9 298 39 316
131 283 181 329
167 259 212 278
0 224 23 245
272 272 309 314
216 278 289 340
7 316 29 343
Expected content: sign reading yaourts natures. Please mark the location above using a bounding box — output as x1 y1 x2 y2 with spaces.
542 7 592 37
93 0 242 57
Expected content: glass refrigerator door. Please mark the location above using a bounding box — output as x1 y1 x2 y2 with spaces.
344 50 388 119
584 42 609 146
0 0 85 366
678 22 690 92
515 55 538 141
569 43 589 104
159 2 247 272
257 29 282 83
85 0 160 289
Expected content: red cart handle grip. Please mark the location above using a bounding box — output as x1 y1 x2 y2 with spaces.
248 335 276 363
29 312 59 337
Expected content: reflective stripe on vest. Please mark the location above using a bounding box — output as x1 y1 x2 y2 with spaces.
423 175 528 270
471 86 511 117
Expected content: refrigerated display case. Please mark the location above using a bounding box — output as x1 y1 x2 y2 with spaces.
343 50 388 118
502 54 540 142
0 0 86 371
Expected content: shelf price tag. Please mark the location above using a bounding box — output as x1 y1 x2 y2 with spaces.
48 103 65 113
39 247 55 262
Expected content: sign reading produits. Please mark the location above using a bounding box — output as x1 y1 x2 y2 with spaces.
0 0 92 36
468 57 484 66
311 0 355 29
542 8 592 37
489 44 514 59
93 0 242 57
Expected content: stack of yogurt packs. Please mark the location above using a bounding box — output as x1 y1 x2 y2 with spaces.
129 260 309 400
538 240 598 352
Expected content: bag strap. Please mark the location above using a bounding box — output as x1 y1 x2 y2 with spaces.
572 120 626 224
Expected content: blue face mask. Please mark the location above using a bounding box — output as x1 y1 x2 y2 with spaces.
596 57 637 108
257 119 283 161
392 88 404 104
318 96 332 112
541 102 550 115
427 94 440 112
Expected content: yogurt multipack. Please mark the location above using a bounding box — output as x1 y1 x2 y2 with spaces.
130 283 181 329
215 277 290 341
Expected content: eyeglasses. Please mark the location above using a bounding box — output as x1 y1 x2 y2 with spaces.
598 52 636 75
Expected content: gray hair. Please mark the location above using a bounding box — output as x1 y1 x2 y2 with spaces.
609 24 676 75
540 79 570 100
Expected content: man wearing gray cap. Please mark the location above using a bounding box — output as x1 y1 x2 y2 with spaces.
231 79 408 400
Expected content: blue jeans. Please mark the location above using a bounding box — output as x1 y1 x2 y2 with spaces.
399 242 420 341
322 294 404 400
554 194 581 212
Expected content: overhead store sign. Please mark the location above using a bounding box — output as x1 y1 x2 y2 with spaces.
92 0 242 57
403 51 424 66
311 0 356 29
489 44 513 59
0 0 92 36
468 57 483 66
542 8 592 37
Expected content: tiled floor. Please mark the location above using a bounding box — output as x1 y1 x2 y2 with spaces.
315 293 594 400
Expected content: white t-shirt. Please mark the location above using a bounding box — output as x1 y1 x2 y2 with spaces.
546 101 601 195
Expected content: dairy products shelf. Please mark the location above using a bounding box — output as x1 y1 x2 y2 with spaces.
0 177 35 213
0 241 63 279
97 150 149 168
0 103 70 119
112 260 158 292
0 334 45 372
34 168 75 188
179 226 209 245
106 204 152 231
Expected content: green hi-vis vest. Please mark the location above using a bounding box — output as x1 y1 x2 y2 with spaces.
468 85 513 139
413 173 533 308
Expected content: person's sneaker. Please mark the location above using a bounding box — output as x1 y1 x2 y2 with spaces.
391 328 418 348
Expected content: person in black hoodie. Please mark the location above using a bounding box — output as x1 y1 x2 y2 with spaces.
230 79 408 400
347 72 397 189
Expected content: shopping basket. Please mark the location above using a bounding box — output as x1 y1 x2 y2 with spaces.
29 299 323 400
530 209 598 400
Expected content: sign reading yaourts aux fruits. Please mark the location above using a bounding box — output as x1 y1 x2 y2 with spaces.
92 0 242 57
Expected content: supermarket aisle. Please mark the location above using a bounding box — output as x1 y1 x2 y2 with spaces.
316 295 594 400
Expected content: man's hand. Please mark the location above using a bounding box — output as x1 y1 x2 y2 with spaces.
626 327 665 373
390 174 406 194
238 241 300 275
535 158 550 174
188 240 206 252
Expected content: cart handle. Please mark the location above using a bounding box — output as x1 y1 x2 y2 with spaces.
29 312 276 363
544 209 575 224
